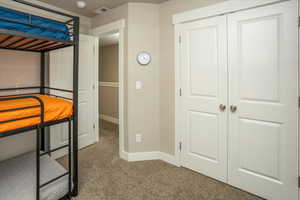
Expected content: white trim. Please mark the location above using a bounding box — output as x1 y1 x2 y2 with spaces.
100 114 119 124
121 151 179 166
91 19 126 36
93 37 100 143
120 150 129 160
99 82 119 88
127 152 160 162
173 0 290 24
174 25 182 167
92 19 126 160
159 152 180 167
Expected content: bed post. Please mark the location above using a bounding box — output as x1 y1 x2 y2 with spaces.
40 52 46 151
72 16 80 197
40 52 45 94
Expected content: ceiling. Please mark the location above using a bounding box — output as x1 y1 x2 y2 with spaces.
37 0 168 17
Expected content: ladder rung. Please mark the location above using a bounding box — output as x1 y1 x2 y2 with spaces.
39 172 69 188
40 144 69 156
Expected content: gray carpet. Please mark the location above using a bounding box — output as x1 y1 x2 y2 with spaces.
60 128 262 200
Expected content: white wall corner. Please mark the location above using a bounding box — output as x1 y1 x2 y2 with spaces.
159 152 180 167
127 151 160 162
120 150 129 160
120 151 179 167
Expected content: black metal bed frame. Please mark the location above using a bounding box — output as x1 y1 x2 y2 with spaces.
0 0 79 199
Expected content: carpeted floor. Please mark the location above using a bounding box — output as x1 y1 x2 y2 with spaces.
61 129 263 200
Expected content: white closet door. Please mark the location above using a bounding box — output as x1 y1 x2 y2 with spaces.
180 15 228 182
50 34 98 158
227 1 298 199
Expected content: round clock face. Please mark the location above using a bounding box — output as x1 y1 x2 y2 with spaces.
137 52 151 65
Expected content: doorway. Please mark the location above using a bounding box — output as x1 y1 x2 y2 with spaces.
99 32 120 154
92 19 125 159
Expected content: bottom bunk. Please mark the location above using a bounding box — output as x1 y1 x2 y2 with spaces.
0 152 69 200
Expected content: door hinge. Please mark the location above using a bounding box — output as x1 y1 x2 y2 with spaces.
179 88 182 96
298 17 300 27
179 36 182 43
179 142 182 151
93 124 95 130
298 176 300 188
298 96 300 107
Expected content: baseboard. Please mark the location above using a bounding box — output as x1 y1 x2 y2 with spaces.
119 150 179 167
127 151 160 162
120 150 128 160
159 152 180 167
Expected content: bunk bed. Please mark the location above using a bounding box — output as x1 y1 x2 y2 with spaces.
0 1 79 200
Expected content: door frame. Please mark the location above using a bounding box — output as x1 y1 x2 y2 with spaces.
91 19 126 159
174 0 298 176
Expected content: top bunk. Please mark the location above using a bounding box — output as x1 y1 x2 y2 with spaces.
0 0 79 53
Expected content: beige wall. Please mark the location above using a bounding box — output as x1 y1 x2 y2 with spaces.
99 87 119 117
127 3 160 152
159 0 226 155
100 44 119 82
0 50 41 161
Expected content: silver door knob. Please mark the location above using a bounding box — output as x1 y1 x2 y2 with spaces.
219 104 226 111
230 105 237 113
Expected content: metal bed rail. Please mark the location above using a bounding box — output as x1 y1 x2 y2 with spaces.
0 86 74 100
0 95 45 124
0 94 73 200
0 86 73 93
0 1 76 41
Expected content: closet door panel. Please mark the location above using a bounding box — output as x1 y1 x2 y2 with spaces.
228 1 298 200
180 15 228 182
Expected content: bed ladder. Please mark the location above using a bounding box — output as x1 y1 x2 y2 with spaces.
36 118 72 200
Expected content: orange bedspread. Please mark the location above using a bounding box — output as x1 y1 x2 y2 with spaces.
0 94 73 133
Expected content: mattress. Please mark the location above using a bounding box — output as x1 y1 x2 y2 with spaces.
0 152 69 200
0 7 70 40
0 94 73 133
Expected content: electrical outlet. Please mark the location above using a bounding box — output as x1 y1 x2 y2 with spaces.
136 134 142 143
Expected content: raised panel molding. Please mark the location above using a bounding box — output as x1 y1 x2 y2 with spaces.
188 111 219 162
238 15 280 102
189 26 219 97
238 118 281 181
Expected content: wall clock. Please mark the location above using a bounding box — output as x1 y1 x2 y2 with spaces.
137 52 151 66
